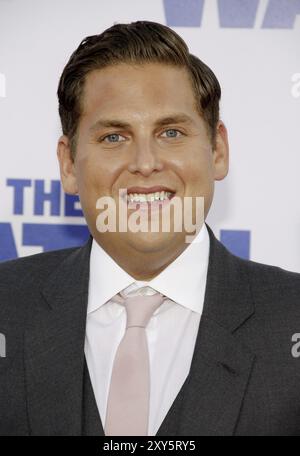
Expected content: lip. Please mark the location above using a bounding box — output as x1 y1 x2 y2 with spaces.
122 192 177 210
126 193 176 212
121 186 176 197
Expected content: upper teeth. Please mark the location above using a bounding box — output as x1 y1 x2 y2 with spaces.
126 191 173 203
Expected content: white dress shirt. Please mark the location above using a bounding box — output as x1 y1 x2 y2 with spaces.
84 223 210 436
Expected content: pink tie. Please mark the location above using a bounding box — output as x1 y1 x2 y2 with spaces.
104 290 165 436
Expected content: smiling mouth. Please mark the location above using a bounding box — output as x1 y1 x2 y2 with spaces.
119 186 176 204
121 190 175 205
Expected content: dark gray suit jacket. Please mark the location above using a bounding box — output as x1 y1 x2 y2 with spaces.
1 224 300 436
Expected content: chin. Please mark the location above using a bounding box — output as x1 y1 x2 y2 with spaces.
126 231 177 253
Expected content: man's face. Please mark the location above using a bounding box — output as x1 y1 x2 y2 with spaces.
58 62 228 259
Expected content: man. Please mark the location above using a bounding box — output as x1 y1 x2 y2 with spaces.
1 21 300 436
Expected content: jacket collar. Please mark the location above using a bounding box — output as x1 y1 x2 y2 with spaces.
24 235 93 435
202 224 254 332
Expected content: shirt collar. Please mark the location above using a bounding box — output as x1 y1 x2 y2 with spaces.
87 223 210 315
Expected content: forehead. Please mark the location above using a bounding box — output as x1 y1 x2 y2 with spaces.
81 63 197 119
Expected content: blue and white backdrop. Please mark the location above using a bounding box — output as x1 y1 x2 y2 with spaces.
0 0 299 271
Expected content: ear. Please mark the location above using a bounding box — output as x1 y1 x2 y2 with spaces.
212 120 229 181
57 135 78 195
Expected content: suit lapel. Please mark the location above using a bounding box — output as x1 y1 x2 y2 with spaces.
24 224 256 436
157 224 256 435
24 236 93 435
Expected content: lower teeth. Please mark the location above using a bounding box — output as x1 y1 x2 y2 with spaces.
128 199 168 203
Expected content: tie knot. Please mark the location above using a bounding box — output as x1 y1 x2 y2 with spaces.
114 290 165 328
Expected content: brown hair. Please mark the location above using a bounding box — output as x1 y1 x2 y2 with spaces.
57 21 221 159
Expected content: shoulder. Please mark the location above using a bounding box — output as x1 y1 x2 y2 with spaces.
207 219 300 321
0 246 80 285
208 224 300 292
236 254 300 292
0 246 81 318
230 251 300 318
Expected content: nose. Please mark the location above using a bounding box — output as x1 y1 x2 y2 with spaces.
127 137 163 176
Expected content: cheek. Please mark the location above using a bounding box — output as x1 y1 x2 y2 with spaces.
182 156 214 189
75 154 113 196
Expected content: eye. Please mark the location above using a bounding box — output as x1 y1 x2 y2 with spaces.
161 129 183 138
101 133 126 143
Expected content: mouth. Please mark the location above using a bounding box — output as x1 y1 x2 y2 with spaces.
119 186 176 209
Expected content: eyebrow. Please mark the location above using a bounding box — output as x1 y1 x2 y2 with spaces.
89 113 196 133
